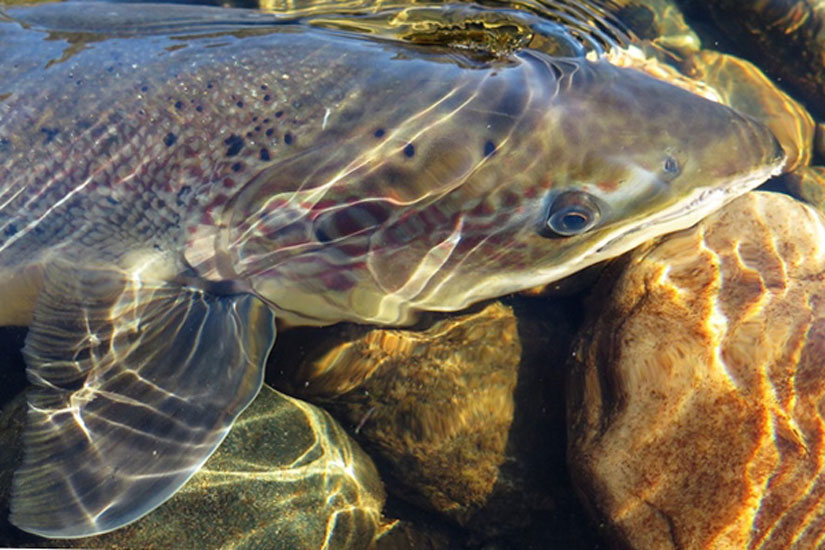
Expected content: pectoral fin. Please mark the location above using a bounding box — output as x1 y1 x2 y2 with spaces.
9 262 276 538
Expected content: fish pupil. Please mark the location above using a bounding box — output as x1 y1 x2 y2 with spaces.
561 211 589 230
549 207 593 235
544 190 601 237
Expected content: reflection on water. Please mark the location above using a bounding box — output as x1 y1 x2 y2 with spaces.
0 0 824 549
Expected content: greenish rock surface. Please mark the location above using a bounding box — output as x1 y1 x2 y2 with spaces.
1 386 386 549
273 300 584 543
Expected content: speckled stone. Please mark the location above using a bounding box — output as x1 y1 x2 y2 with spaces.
276 301 578 540
289 302 522 526
568 191 825 550
0 386 387 550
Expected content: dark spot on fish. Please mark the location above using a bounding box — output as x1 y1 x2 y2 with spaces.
236 101 244 108
163 132 177 147
263 118 270 124
403 143 415 158
196 105 203 112
176 185 191 205
254 126 262 132
40 127 60 144
0 138 10 153
140 85 149 92
275 110 283 118
231 162 243 172
207 83 213 89
374 128 385 138
284 133 293 145
484 140 496 156
246 132 253 138
260 84 268 91
263 94 272 102
252 116 258 122
106 66 114 73
174 100 184 110
259 148 271 161
265 128 275 137
224 134 244 157
4 224 17 237
106 196 119 206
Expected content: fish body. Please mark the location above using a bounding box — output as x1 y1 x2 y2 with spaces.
0 2 784 538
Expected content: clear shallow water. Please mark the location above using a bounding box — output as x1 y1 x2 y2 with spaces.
0 0 820 549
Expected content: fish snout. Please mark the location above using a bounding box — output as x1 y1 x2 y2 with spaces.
732 112 787 171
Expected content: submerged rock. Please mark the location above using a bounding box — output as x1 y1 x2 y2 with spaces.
278 300 580 540
677 0 825 121
786 165 825 211
290 302 524 526
0 386 386 550
568 191 825 550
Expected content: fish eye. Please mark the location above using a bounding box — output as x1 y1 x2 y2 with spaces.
543 190 601 237
662 155 680 177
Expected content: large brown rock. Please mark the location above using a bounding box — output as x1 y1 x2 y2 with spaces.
275 300 582 541
568 191 825 549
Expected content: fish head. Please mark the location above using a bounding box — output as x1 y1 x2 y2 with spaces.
228 56 785 326
365 60 786 315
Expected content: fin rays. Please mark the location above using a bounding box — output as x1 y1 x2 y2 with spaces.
10 261 276 538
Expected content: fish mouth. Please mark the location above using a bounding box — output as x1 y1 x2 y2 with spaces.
592 157 786 257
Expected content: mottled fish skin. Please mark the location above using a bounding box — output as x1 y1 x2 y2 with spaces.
0 3 784 326
0 2 786 539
